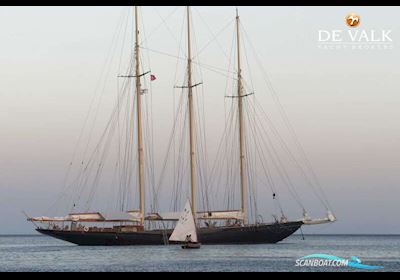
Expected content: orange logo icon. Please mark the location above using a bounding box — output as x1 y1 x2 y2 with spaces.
346 13 360 27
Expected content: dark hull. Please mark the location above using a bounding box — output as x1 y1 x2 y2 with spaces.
37 221 303 246
182 242 201 249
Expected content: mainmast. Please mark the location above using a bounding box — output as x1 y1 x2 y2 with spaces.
236 8 248 224
134 6 145 226
186 6 197 216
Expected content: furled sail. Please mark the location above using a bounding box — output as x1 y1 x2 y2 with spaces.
169 200 198 243
300 211 337 225
197 210 245 220
146 210 244 221
28 211 142 223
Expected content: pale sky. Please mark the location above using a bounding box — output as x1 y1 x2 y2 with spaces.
1 6 399 234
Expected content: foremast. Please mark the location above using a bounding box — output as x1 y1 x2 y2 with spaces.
134 6 145 226
186 6 197 217
236 9 248 224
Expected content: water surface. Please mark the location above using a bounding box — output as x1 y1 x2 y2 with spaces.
0 235 398 271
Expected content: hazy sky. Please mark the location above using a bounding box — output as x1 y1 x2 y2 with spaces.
1 6 399 234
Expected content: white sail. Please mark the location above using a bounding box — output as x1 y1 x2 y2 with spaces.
169 200 198 243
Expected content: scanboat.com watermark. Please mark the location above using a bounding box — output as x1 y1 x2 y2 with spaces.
295 254 384 270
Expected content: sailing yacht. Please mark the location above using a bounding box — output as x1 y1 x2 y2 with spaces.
28 6 336 246
169 199 201 249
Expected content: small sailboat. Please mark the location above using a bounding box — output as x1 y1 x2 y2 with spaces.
169 200 201 249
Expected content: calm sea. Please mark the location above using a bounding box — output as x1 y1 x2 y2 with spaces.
0 235 398 272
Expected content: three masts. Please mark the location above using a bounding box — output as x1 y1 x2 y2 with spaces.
28 6 336 245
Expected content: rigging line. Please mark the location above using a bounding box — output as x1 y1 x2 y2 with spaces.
230 108 240 210
170 92 187 212
242 35 256 97
117 10 131 75
153 7 187 60
72 73 133 211
128 44 154 212
142 96 154 211
239 27 260 220
78 66 133 183
243 112 255 222
79 10 129 166
119 65 135 195
194 115 207 212
213 98 228 211
124 88 138 211
117 97 130 210
247 99 304 213
47 9 128 215
244 101 277 203
110 161 120 213
229 103 240 209
226 102 239 209
199 94 210 211
116 78 127 211
241 24 332 211
115 10 131 212
224 113 241 211
139 46 237 77
247 98 260 221
114 83 122 212
140 8 157 213
138 35 152 213
152 7 187 214
119 102 130 212
246 106 286 216
144 94 155 212
205 30 235 199
192 95 204 211
153 87 186 210
192 8 234 60
206 98 235 209
172 12 186 212
54 77 132 214
207 97 236 200
119 81 133 211
248 98 307 209
195 63 237 81
175 96 189 212
224 21 240 211
85 82 132 211
139 6 180 46
116 77 122 211
190 15 210 212
244 42 326 211
195 62 236 76
251 94 259 220
247 98 304 202
251 97 326 210
210 28 236 211
221 100 239 210
73 68 130 210
222 103 235 208
174 98 190 212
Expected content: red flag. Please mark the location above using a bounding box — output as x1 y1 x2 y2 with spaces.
150 74 156 81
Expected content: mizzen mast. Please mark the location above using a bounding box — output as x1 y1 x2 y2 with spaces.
236 8 248 224
186 6 197 217
134 6 145 226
